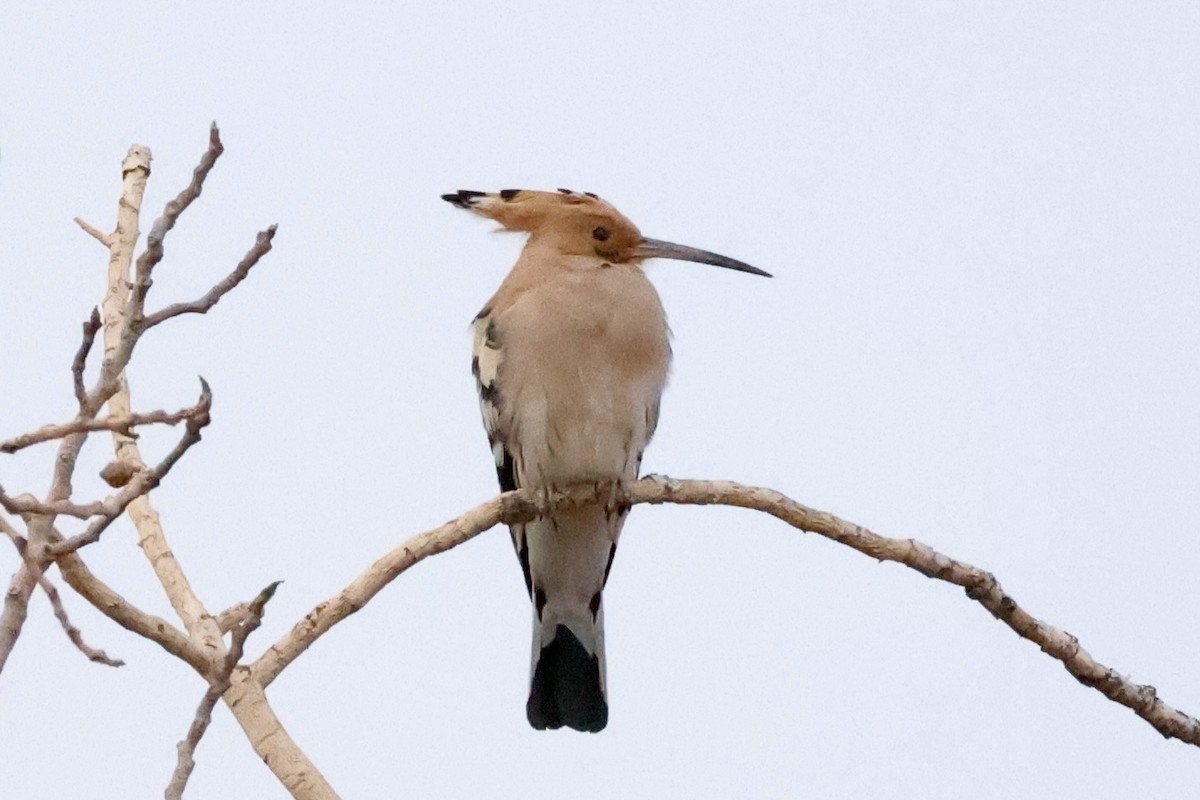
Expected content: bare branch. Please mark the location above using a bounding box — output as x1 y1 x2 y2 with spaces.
0 490 25 517
0 145 156 676
46 523 207 674
163 683 217 797
0 383 208 533
640 477 1200 747
0 510 47 672
1 510 203 670
165 581 279 800
8 130 318 793
0 553 42 672
45 474 155 553
0 510 68 674
0 490 102 520
72 307 102 408
253 490 535 687
0 516 27 550
82 144 151 420
2 382 212 454
87 144 221 648
144 225 277 328
252 476 1200 749
1 518 122 666
50 381 212 557
43 573 125 667
0 520 25 559
73 216 113 247
222 672 343 799
0 226 153 674
132 123 225 312
215 601 252 634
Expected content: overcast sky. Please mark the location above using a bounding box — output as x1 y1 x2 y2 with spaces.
2 3 1198 798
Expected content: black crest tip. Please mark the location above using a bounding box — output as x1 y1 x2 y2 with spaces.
441 190 486 208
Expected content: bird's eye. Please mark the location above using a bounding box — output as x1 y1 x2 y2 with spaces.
592 226 611 241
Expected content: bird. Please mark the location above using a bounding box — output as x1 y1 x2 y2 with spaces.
442 188 770 732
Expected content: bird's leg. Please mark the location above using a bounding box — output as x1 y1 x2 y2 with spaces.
593 479 629 522
529 484 553 519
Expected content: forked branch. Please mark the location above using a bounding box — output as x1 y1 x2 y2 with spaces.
132 122 225 311
0 516 123 667
165 581 280 800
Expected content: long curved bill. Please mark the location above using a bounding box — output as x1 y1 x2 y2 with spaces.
633 237 772 277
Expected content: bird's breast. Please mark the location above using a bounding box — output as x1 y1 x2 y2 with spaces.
497 266 670 487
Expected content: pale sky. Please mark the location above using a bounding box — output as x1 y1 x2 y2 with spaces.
2 3 1198 798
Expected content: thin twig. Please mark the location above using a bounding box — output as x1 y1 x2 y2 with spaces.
50 380 212 557
0 491 105 520
132 123 225 314
73 217 113 247
165 581 280 800
2 389 213 453
143 225 277 328
1 519 121 665
72 307 102 408
40 517 207 673
251 476 1200 749
42 571 125 667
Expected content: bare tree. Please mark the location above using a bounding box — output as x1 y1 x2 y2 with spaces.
1 128 1197 799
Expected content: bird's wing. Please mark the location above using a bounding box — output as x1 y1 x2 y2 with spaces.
472 305 532 596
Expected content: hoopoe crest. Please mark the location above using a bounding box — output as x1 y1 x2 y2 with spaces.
443 188 769 732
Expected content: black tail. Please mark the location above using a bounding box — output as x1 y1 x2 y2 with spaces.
527 624 608 732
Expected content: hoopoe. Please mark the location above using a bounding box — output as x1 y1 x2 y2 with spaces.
443 188 770 732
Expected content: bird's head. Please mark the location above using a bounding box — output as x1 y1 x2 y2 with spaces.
442 188 771 277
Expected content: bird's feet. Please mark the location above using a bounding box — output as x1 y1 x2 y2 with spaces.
529 485 554 518
593 479 631 521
